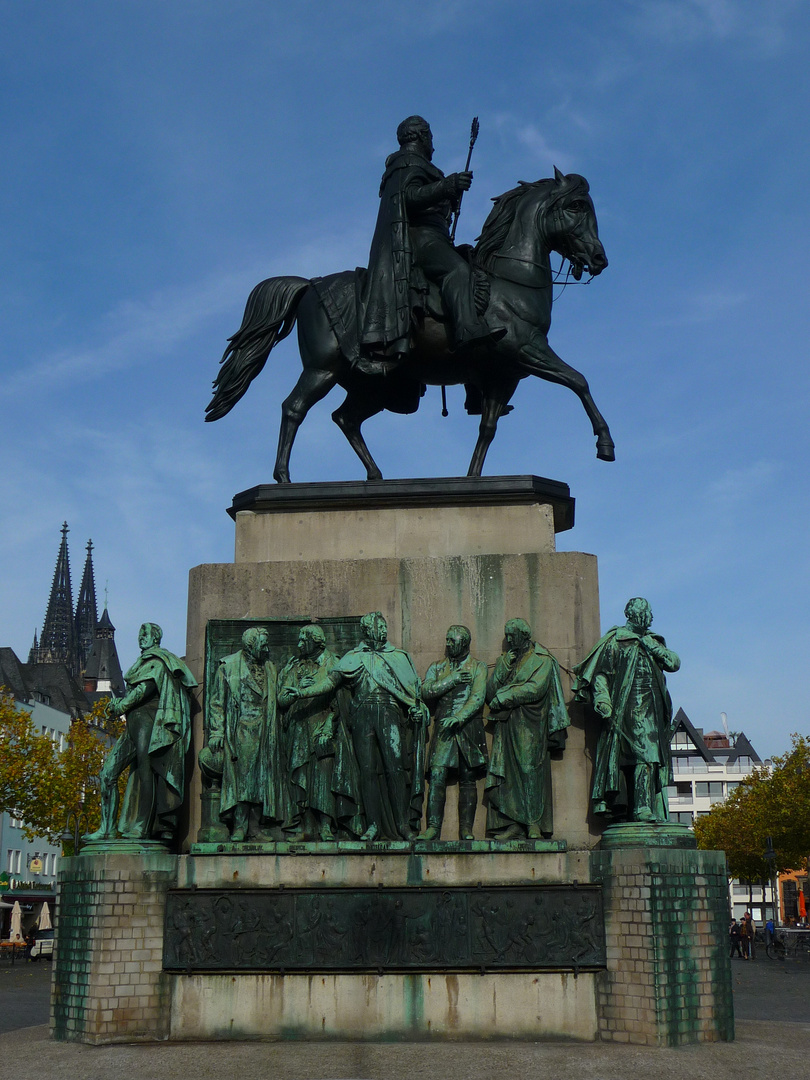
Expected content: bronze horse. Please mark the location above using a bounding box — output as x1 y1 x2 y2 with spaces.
206 169 615 482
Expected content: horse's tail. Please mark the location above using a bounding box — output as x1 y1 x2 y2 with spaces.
205 276 310 422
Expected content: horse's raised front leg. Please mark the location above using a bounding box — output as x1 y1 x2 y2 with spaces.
274 367 338 483
331 392 385 481
467 380 519 477
520 338 615 461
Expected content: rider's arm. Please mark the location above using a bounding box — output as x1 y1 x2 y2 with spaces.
404 178 454 212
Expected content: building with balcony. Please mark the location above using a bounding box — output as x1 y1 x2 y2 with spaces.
667 707 775 921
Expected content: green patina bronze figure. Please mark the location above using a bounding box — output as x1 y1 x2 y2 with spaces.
293 612 428 842
277 624 364 841
206 116 614 481
573 598 681 824
419 625 488 841
485 619 569 841
85 623 197 844
205 626 289 842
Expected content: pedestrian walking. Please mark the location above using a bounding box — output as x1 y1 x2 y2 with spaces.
729 918 743 959
741 911 756 960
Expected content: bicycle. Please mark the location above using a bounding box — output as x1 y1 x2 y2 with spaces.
766 929 810 961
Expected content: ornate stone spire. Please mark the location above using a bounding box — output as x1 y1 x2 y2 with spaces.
32 522 78 673
74 539 98 674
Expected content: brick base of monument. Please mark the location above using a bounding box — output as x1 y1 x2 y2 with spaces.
52 843 733 1045
52 850 177 1044
590 841 734 1046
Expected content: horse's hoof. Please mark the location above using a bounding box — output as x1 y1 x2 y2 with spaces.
596 439 615 462
273 471 291 484
366 470 383 482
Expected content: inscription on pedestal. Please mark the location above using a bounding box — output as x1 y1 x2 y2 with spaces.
164 884 605 973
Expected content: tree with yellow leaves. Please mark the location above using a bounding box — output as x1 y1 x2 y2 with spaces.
695 734 810 877
0 689 124 847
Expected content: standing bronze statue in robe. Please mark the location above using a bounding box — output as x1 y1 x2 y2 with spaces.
293 612 428 841
357 114 505 365
277 624 363 841
485 619 569 841
420 625 488 841
573 598 680 824
206 626 288 841
85 622 197 844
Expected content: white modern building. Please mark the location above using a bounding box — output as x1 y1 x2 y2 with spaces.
667 707 775 921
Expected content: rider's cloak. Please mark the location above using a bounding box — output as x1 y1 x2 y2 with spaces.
356 149 444 356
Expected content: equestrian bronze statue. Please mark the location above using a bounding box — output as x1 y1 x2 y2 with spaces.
206 117 614 481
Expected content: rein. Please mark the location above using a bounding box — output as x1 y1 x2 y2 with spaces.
486 253 594 292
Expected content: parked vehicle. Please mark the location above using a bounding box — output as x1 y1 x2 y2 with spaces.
29 929 54 961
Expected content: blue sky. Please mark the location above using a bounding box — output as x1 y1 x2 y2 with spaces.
1 1 807 757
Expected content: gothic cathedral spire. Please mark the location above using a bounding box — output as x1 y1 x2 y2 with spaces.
75 539 98 673
31 522 79 674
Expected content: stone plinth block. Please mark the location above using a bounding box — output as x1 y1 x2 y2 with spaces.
590 844 734 1047
168 849 600 1041
230 475 574 563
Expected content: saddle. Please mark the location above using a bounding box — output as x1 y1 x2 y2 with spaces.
311 247 492 409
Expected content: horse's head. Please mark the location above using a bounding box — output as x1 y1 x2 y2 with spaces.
475 170 607 287
544 168 607 279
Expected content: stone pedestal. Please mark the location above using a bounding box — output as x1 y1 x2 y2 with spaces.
52 850 177 1044
590 841 734 1046
51 475 733 1046
185 476 601 849
168 848 600 1041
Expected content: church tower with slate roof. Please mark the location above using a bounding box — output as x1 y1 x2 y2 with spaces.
82 605 125 701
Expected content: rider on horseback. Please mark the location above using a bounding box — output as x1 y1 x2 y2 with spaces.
356 116 505 372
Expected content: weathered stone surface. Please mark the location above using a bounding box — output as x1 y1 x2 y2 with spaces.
168 848 599 1040
52 851 177 1044
171 969 599 1041
590 845 734 1047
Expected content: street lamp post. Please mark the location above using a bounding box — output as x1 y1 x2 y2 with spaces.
764 835 779 929
60 809 88 857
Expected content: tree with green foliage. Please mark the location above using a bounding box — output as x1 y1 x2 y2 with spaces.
0 689 124 847
695 734 810 877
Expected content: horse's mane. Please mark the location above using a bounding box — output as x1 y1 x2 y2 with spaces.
473 174 589 271
474 180 550 271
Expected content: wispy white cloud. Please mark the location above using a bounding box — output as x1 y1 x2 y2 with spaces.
2 266 263 398
703 460 779 509
2 230 366 400
655 288 748 327
492 113 571 173
628 0 790 55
